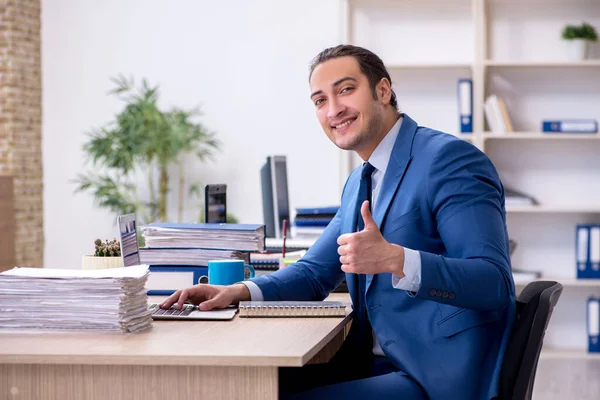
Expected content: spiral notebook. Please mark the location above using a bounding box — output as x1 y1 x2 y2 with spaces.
238 301 348 318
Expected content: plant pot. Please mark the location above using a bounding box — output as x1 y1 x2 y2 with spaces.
565 39 589 61
81 255 123 270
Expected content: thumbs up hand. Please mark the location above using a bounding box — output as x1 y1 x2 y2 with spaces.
337 200 406 277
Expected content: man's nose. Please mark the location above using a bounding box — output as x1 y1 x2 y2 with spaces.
326 98 345 120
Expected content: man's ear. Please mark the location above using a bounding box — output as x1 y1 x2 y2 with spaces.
377 78 392 105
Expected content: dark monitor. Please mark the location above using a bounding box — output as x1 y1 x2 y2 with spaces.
117 213 141 267
260 155 290 238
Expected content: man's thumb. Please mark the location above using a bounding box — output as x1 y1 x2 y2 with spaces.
360 200 378 231
199 296 221 311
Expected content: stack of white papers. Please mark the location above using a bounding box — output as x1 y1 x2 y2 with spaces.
141 223 266 252
139 248 249 266
0 265 152 333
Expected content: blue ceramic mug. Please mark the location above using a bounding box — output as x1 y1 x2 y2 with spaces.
202 260 256 286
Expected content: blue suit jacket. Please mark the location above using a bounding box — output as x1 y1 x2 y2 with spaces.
251 114 516 400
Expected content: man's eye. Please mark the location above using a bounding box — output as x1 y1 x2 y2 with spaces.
341 87 353 93
315 98 324 106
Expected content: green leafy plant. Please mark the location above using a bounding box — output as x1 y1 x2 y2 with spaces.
74 76 220 224
94 238 121 257
561 22 598 41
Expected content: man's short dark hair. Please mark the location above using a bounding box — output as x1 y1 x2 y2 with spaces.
309 44 398 109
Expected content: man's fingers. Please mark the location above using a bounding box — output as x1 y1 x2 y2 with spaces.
337 233 353 246
341 263 354 273
176 289 190 310
360 200 378 231
199 295 221 311
160 290 181 309
337 244 348 256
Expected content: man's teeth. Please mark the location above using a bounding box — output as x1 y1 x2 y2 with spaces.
335 119 354 129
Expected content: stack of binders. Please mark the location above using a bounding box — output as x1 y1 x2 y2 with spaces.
293 206 339 239
140 222 265 295
576 224 600 279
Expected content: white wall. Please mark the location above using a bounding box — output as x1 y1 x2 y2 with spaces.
42 0 344 268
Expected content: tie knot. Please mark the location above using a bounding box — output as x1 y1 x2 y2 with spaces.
361 162 375 179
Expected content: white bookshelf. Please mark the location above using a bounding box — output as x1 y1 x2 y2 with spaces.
484 132 600 140
540 348 600 360
485 60 600 68
515 278 600 288
340 0 600 353
386 63 472 70
506 205 600 214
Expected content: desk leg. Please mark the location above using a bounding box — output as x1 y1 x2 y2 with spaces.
307 326 348 365
1 364 278 400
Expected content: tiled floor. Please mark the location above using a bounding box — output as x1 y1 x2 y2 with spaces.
533 358 600 399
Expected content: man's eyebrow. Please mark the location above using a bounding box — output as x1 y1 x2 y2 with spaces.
310 76 358 99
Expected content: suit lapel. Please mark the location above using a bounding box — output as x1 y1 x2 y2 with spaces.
367 115 418 294
372 114 418 229
341 114 419 304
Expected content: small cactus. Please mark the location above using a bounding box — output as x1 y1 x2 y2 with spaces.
94 238 122 257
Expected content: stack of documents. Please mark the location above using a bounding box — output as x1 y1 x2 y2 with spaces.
139 248 249 266
0 265 152 333
141 223 266 252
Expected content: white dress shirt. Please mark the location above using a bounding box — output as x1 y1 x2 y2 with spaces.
243 115 422 357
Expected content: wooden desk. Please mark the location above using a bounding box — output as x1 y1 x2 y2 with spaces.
0 293 352 400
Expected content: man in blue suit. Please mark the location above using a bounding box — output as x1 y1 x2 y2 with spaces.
162 44 516 400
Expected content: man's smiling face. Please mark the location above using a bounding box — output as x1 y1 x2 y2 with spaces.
309 56 386 157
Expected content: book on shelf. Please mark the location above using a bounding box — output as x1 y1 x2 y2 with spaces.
457 78 473 133
542 119 598 134
577 225 600 279
484 94 514 134
588 297 599 353
238 301 348 318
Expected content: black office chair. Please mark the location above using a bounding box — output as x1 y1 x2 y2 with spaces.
496 280 563 400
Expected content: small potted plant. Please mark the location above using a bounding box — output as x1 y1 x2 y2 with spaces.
81 238 123 270
561 22 598 60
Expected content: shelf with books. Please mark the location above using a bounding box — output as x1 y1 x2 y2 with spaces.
483 132 600 140
515 278 600 288
484 60 600 68
539 348 600 360
385 63 472 70
506 205 600 214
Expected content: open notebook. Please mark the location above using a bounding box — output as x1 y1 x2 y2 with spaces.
238 301 348 318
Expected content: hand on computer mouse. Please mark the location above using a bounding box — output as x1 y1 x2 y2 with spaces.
160 283 250 311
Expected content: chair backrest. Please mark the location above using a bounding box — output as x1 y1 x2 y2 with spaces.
497 280 563 400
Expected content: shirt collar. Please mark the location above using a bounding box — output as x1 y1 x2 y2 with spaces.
366 115 403 174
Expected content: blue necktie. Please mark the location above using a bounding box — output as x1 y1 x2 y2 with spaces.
356 162 376 231
355 162 375 346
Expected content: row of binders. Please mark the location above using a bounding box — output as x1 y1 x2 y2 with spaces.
576 225 600 279
457 79 598 134
588 297 600 353
457 80 514 134
139 222 265 295
293 206 338 240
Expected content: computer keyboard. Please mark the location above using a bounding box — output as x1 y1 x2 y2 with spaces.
148 303 195 317
148 303 238 320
